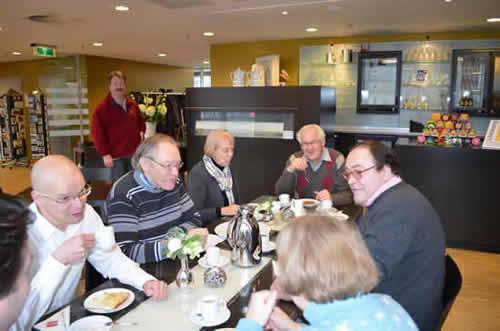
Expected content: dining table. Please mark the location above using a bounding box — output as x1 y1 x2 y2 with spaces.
34 197 361 331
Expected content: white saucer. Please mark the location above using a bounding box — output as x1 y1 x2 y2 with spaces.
70 315 112 331
83 288 135 314
215 222 271 240
190 307 231 327
262 241 276 253
199 255 230 268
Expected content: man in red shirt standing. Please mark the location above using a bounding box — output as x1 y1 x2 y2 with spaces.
91 71 145 180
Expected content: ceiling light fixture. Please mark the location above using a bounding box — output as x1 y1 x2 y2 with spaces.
203 60 210 64
114 5 130 11
281 11 288 15
93 42 103 47
203 32 215 37
158 53 167 57
444 0 452 2
12 51 21 55
486 18 500 22
306 27 318 32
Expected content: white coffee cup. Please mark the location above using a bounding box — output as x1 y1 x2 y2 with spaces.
95 226 115 251
199 295 225 322
260 227 271 250
278 194 290 207
319 199 333 210
271 201 281 214
206 246 220 267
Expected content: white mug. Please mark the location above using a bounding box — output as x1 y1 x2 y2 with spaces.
199 295 225 322
278 194 290 207
319 199 333 210
271 201 281 214
206 246 220 267
260 227 271 250
95 226 115 251
291 199 305 216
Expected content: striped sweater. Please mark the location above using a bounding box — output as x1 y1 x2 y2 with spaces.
106 170 202 264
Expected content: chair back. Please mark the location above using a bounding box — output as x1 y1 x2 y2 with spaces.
82 167 113 182
437 255 462 330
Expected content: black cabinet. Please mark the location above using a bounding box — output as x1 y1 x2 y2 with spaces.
185 86 335 202
450 49 500 117
356 51 402 114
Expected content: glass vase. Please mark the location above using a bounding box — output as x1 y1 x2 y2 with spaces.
176 256 192 288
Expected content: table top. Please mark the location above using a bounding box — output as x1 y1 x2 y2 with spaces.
35 198 361 330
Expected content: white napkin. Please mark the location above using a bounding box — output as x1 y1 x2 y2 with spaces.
34 306 70 331
205 234 224 249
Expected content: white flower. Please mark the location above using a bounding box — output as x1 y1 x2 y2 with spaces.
158 103 167 115
167 238 182 252
145 105 156 116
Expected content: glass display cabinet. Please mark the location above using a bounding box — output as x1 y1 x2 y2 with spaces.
356 51 402 114
450 49 500 117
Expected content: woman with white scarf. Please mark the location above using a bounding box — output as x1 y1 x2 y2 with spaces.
187 130 240 225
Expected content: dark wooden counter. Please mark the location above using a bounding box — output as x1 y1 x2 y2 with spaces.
395 138 500 252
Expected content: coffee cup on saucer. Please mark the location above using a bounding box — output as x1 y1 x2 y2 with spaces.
95 226 115 252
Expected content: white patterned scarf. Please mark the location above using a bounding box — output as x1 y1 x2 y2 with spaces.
202 155 235 204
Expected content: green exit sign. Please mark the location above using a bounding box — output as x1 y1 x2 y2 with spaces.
33 46 56 57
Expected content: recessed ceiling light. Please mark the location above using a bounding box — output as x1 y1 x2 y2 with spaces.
203 60 210 64
93 42 103 47
487 17 500 22
281 11 288 15
306 27 318 32
114 5 129 11
203 32 215 37
12 51 21 55
158 53 167 57
444 0 452 2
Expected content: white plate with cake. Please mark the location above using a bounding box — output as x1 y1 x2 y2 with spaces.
83 288 135 314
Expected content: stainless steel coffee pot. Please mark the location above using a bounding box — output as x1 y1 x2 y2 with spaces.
227 205 262 267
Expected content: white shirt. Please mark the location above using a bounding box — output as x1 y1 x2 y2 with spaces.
365 176 403 207
12 203 156 331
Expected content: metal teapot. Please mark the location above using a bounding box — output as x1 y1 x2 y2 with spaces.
227 205 262 267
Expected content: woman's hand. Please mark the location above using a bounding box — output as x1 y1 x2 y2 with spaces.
266 307 301 331
246 290 277 326
221 204 240 216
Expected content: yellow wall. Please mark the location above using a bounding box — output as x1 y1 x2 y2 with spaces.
0 59 48 93
211 30 500 87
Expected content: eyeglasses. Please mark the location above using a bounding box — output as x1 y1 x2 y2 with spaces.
37 184 92 204
300 140 321 148
343 165 377 181
145 156 184 172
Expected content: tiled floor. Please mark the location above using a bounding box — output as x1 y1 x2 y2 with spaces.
2 166 499 330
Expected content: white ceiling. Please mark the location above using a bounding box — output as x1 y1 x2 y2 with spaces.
0 0 499 67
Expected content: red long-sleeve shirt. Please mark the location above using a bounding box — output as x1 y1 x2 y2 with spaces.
91 94 145 158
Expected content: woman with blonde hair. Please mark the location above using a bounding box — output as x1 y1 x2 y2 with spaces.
187 130 240 225
236 215 417 331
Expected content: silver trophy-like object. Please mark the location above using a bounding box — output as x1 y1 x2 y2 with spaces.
227 205 262 267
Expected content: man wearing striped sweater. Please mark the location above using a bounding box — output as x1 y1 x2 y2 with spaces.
106 134 208 264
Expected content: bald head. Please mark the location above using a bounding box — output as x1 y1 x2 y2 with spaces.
32 155 83 193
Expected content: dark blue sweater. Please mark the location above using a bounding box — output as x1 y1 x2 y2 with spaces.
357 182 446 331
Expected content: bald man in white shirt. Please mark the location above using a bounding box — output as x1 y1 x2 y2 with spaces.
14 155 167 331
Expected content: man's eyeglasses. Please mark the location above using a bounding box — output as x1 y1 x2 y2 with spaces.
300 140 321 148
146 156 184 172
37 184 92 204
343 165 377 181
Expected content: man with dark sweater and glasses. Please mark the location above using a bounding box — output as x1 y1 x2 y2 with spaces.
106 134 208 264
345 141 445 331
275 124 352 206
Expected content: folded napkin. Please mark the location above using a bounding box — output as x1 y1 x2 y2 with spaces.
205 233 224 249
34 306 70 331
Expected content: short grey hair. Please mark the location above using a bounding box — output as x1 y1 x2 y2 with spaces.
203 130 235 158
131 134 178 170
296 124 325 144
